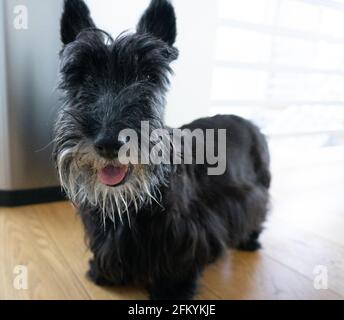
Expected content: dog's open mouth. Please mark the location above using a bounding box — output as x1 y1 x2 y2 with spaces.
97 164 129 187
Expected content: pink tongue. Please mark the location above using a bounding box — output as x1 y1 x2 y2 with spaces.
98 165 128 186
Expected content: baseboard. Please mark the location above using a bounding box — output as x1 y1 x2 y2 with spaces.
0 187 66 207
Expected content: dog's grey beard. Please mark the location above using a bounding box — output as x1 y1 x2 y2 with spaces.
57 143 166 228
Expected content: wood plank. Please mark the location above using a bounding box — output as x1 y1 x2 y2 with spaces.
201 250 341 300
261 217 344 298
0 206 89 300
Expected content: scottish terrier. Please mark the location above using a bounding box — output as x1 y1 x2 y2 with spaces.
54 0 271 300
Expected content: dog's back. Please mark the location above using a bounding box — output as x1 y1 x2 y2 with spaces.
181 114 271 189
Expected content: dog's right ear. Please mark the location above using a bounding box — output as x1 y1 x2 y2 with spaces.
61 0 96 45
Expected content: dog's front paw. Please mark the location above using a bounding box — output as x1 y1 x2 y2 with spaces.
87 259 125 287
148 276 198 300
87 270 114 287
87 266 114 287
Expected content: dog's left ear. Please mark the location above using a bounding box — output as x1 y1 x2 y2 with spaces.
137 0 177 46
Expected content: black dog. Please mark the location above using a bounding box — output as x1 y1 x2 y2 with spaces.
54 0 271 300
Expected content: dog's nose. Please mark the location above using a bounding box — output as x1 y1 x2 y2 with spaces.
94 135 124 160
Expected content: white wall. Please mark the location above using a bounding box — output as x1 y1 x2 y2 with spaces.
86 0 219 128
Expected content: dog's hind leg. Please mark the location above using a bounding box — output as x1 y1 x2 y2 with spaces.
237 230 262 252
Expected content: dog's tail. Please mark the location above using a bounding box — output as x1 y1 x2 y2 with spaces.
250 126 271 189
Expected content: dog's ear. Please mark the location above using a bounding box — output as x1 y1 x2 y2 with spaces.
137 0 177 46
61 0 96 45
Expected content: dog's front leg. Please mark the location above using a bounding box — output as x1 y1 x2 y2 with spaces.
80 209 130 287
148 271 199 300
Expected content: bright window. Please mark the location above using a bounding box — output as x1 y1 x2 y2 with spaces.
211 0 344 154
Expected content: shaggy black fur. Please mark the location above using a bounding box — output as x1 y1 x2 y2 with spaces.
55 0 271 300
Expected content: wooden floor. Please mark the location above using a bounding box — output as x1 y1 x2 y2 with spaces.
1 148 344 300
